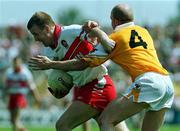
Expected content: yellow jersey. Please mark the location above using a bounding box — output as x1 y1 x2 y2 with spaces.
82 25 168 81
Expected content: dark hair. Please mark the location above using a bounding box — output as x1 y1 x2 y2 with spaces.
27 11 55 30
111 4 133 24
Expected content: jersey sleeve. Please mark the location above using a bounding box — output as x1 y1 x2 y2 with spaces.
80 43 109 67
4 68 12 88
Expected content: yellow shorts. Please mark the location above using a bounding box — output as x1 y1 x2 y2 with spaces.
123 72 174 111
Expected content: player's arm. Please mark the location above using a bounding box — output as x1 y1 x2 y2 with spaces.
28 55 88 71
49 59 88 71
83 21 115 53
29 87 40 105
90 27 115 53
26 68 41 105
2 78 9 101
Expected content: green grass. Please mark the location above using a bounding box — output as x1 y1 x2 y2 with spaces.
1 124 180 131
160 124 180 131
129 124 180 131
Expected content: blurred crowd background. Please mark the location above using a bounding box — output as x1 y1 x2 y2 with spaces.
0 0 180 130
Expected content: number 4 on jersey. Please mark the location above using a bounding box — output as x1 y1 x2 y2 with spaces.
129 30 147 49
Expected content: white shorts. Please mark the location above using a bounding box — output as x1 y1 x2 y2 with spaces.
123 72 174 111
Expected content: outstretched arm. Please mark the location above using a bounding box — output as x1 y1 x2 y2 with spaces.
28 55 88 71
30 88 40 106
90 27 115 53
49 59 88 71
83 21 115 53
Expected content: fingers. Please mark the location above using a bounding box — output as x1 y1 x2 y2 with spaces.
28 55 46 64
89 21 99 28
36 55 43 58
28 56 43 70
36 55 49 59
29 66 42 70
28 57 41 67
83 20 99 33
75 52 84 59
29 57 40 63
28 55 51 70
28 62 41 70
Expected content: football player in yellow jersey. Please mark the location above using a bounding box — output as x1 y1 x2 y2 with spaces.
82 4 174 131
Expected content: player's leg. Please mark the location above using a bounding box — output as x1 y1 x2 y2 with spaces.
141 108 167 131
93 113 129 131
60 91 90 131
115 121 129 131
10 108 25 131
95 116 130 131
82 121 90 131
98 97 148 131
55 100 100 131
141 74 174 131
128 111 144 129
10 108 19 131
99 73 174 131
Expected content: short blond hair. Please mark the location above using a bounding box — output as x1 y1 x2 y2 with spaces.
27 11 55 30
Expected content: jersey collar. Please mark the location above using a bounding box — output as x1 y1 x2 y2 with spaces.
114 22 134 32
51 24 61 49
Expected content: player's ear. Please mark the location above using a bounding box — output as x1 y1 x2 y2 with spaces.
114 19 120 27
44 24 51 33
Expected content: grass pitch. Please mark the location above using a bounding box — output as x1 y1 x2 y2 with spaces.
0 124 180 131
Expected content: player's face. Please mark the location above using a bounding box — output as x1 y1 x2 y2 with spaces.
29 25 53 47
13 58 21 69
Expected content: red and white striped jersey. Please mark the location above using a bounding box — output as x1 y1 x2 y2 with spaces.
53 24 108 86
5 65 36 94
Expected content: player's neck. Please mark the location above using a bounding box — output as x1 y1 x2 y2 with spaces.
51 25 61 49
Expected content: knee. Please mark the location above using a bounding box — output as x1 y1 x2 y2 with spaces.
55 119 69 131
115 121 130 131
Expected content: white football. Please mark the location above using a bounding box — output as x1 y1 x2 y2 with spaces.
48 69 73 98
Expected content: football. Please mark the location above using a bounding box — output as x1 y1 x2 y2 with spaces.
47 69 73 99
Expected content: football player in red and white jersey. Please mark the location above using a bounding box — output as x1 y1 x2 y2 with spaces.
4 56 40 131
27 12 129 131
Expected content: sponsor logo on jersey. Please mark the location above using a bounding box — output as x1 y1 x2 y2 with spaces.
61 40 69 48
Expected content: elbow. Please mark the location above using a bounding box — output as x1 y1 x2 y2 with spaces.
101 40 115 54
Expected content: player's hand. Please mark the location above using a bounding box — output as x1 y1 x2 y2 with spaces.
83 20 99 33
28 55 52 70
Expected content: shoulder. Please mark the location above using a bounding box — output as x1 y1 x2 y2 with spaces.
5 68 13 77
62 24 82 32
21 65 33 78
133 25 148 32
61 24 82 38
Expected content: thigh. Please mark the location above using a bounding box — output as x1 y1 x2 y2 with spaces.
99 96 148 125
142 108 167 131
73 75 116 111
57 101 100 129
